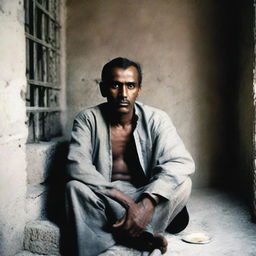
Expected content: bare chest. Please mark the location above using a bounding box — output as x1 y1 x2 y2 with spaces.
111 125 133 159
110 124 146 185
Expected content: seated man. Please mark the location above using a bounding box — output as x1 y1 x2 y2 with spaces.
65 57 195 256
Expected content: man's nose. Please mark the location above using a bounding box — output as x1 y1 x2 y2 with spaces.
119 84 127 98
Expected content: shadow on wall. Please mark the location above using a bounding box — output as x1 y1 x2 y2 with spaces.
45 140 69 251
192 0 254 199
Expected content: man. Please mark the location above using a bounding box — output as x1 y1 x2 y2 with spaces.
65 57 195 256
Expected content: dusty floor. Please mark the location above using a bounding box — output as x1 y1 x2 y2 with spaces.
99 188 256 256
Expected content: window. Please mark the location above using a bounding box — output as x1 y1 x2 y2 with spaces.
24 0 61 142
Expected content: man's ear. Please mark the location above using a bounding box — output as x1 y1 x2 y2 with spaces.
100 82 107 97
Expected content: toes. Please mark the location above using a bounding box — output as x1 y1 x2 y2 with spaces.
154 234 168 254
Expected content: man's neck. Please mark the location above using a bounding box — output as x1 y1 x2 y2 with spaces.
110 111 134 127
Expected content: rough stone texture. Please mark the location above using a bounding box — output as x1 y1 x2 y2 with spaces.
0 0 27 143
0 1 27 255
0 1 66 255
26 184 48 222
15 251 56 256
26 141 61 185
24 220 60 255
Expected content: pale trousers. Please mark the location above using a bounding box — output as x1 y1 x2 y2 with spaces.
65 178 192 256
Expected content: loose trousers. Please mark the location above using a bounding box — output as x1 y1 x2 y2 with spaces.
65 178 192 256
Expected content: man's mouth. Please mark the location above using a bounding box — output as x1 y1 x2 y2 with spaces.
117 100 130 106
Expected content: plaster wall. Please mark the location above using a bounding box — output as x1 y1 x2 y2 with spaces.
66 0 254 189
0 1 27 255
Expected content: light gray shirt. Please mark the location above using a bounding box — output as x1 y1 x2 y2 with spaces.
67 101 195 201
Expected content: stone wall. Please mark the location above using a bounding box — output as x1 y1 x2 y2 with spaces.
0 1 27 255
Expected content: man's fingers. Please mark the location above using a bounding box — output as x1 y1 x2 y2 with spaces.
112 216 126 228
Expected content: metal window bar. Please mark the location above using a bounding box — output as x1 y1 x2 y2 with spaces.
25 0 61 142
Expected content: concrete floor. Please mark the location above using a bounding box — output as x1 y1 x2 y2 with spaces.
99 188 256 256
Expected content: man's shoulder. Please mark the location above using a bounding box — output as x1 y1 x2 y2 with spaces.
75 102 107 121
135 101 170 121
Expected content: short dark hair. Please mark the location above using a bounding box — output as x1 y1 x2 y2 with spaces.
101 57 142 86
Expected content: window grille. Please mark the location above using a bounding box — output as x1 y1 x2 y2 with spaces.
24 0 61 142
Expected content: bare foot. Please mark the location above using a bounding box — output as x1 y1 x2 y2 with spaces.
114 231 168 254
134 232 168 254
153 234 168 254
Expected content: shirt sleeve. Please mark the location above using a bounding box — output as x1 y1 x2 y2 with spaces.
66 113 114 191
144 111 195 201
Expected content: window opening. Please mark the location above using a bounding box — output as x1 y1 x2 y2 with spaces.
24 0 61 142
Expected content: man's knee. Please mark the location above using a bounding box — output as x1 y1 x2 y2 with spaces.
66 180 82 191
66 180 86 195
160 177 192 205
164 178 192 233
66 180 98 202
66 180 108 216
181 177 192 200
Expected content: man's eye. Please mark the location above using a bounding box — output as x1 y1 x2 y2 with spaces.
127 84 135 89
111 84 119 89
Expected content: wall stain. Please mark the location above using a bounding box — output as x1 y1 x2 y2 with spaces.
20 89 26 101
94 79 100 85
5 81 10 88
17 9 24 25
0 5 4 14
156 77 162 82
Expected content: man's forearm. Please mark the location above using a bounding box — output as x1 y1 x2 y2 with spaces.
141 193 164 206
106 188 135 208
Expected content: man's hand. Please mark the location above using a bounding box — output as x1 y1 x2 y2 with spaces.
113 197 155 237
107 189 156 237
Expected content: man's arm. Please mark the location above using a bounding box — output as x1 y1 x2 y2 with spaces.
67 114 114 189
143 111 195 201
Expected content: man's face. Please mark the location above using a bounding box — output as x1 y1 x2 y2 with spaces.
103 66 141 114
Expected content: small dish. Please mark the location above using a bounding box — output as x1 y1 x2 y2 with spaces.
181 232 211 244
